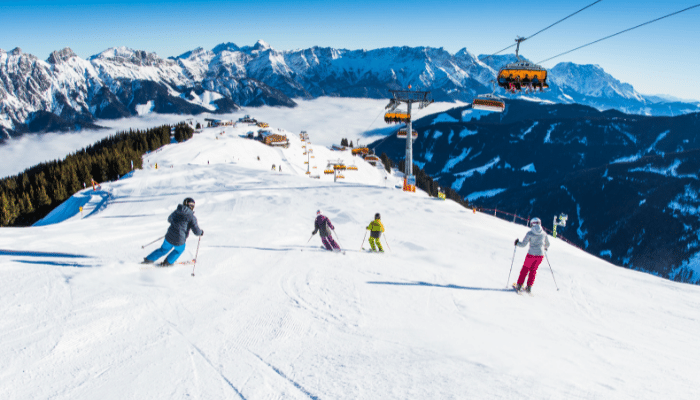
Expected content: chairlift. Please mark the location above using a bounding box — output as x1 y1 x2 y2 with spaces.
397 129 418 139
384 111 410 124
497 37 548 93
473 82 505 112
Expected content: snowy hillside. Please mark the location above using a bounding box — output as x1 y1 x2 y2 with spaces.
372 100 700 283
1 121 698 399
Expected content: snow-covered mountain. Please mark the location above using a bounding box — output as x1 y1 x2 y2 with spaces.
1 120 697 399
2 41 699 140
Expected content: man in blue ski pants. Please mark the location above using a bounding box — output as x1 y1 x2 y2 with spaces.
142 197 203 266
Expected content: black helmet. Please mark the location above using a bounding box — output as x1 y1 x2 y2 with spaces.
375 213 381 220
183 197 195 210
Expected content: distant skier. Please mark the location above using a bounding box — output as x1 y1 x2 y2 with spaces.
142 197 204 266
312 210 340 251
366 213 385 252
513 217 550 293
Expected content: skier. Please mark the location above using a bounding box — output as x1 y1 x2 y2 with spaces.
142 197 204 266
366 213 385 252
312 210 340 251
513 217 550 293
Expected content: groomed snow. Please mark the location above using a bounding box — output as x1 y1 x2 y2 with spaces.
1 120 699 400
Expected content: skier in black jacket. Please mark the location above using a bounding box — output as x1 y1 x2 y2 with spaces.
142 197 203 266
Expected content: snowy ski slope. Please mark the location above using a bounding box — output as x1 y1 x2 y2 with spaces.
1 122 698 400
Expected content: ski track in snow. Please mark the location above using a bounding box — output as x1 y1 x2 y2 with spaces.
0 121 699 399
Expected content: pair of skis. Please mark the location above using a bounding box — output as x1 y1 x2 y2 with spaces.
140 259 195 269
512 283 534 296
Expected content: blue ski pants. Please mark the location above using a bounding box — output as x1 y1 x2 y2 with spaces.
146 239 186 264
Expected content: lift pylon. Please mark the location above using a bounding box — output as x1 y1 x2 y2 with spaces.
386 88 433 191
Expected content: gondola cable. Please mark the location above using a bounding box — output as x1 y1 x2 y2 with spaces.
477 0 605 66
537 3 700 64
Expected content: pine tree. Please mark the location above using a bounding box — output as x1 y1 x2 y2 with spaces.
51 181 68 202
36 185 52 207
21 192 34 214
380 153 392 173
66 166 81 194
0 192 19 226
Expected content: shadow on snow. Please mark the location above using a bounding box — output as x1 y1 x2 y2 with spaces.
0 249 92 258
367 280 512 292
12 259 93 267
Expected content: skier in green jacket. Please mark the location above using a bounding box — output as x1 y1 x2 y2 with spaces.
366 213 385 252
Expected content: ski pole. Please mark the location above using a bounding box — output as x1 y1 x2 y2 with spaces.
544 251 560 291
383 233 392 251
332 229 344 250
506 245 517 288
142 236 165 249
191 236 201 277
360 231 368 251
306 233 315 244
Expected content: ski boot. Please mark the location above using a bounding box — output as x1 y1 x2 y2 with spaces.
141 258 154 265
513 283 523 292
525 286 532 294
157 260 172 267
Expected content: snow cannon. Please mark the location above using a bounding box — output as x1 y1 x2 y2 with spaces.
553 213 568 238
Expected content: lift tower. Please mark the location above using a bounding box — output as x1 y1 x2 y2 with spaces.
385 88 433 191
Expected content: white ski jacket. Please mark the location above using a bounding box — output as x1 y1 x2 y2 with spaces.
517 225 550 256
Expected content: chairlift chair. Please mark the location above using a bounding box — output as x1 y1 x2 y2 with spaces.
497 37 548 93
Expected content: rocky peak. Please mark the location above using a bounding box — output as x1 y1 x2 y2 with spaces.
239 40 271 54
252 40 271 51
90 46 163 66
47 48 77 64
11 47 22 56
212 42 240 54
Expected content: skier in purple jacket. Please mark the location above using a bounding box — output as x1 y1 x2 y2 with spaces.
312 210 340 251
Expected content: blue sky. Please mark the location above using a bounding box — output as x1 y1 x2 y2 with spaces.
2 0 699 100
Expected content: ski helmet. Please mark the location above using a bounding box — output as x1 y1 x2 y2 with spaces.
317 209 322 215
375 213 381 220
530 217 541 226
183 197 195 210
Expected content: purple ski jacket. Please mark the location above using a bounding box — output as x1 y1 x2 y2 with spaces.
313 215 334 237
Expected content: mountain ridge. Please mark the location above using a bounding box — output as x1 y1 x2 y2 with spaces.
1 42 698 140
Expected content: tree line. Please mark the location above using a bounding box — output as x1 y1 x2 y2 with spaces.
340 138 355 147
0 123 194 227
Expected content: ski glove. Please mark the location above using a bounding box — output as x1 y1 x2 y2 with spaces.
514 239 519 246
